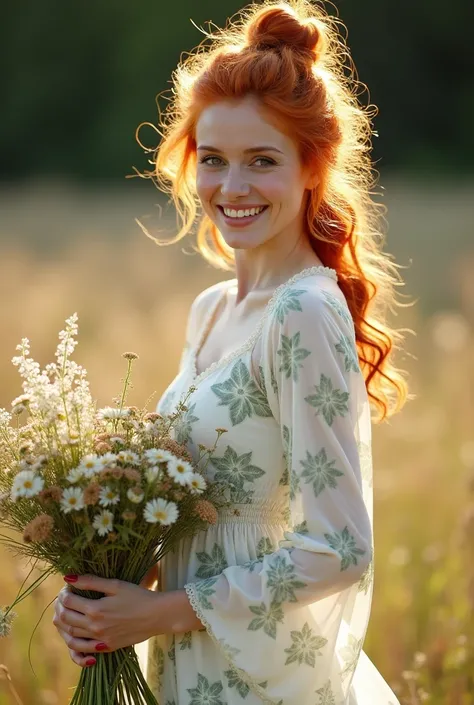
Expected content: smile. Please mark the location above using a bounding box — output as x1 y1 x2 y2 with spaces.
217 205 268 226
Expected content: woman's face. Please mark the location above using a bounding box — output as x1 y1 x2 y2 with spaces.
195 96 316 251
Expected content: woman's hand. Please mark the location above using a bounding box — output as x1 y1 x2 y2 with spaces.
53 574 162 667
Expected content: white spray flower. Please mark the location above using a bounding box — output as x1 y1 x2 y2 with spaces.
60 487 85 513
99 452 117 468
97 407 130 421
66 467 84 484
99 486 120 507
188 473 207 494
145 466 161 483
166 458 194 486
144 448 176 465
78 454 103 478
92 510 114 536
10 471 44 501
127 487 144 504
143 498 178 525
117 450 140 466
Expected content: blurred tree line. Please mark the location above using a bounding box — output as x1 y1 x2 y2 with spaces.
1 0 472 182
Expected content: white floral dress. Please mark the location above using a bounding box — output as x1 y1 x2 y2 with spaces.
137 266 400 705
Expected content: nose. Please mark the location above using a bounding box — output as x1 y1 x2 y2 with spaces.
219 166 250 199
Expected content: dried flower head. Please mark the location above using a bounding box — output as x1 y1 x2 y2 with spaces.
144 413 162 422
105 532 119 544
19 441 33 455
94 441 113 454
158 438 193 463
122 510 137 521
122 352 139 361
38 486 63 503
123 468 141 482
11 404 27 416
194 499 218 525
23 514 55 543
111 468 124 480
83 483 101 506
215 428 228 435
0 607 16 637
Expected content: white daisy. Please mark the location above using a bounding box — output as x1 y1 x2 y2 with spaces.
166 457 194 486
99 486 120 507
97 407 130 421
117 450 140 466
66 467 84 484
127 487 144 504
60 487 85 513
10 471 44 501
144 448 176 465
109 436 126 445
78 454 103 478
145 465 161 483
187 472 207 494
99 452 117 468
92 510 114 536
143 498 179 525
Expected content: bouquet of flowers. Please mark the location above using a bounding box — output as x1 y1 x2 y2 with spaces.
0 313 226 704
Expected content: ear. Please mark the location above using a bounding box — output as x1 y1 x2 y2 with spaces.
305 170 320 190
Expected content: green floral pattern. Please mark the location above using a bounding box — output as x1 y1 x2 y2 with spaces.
196 543 228 579
167 638 176 664
293 519 309 535
289 467 301 501
225 669 250 698
174 402 199 444
211 359 272 426
300 448 344 497
280 425 292 486
321 289 353 329
187 674 225 705
339 634 363 681
212 446 265 488
284 622 328 667
274 287 307 324
315 679 336 705
179 631 192 650
266 555 307 603
248 601 285 639
193 576 219 610
324 526 367 571
305 373 350 426
358 559 374 595
335 335 360 374
277 332 311 382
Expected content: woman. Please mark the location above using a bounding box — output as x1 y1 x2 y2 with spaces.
53 1 408 703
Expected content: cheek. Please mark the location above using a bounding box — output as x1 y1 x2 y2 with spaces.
196 171 220 203
260 174 305 214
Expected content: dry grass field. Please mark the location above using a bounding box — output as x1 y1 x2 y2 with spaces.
0 181 473 704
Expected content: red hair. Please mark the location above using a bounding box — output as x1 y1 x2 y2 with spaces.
134 0 409 422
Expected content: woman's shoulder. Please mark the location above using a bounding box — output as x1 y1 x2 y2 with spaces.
187 278 234 334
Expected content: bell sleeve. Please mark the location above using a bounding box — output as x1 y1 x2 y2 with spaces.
184 285 373 704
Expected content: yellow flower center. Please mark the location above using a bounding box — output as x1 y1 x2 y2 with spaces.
69 498 77 505
24 481 32 489
103 517 110 525
155 511 166 521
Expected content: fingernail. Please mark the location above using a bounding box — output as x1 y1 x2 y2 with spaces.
85 658 96 667
64 575 78 583
96 643 108 651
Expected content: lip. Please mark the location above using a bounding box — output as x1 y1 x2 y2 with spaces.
216 204 269 228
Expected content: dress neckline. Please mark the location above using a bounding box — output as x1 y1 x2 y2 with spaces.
189 265 338 387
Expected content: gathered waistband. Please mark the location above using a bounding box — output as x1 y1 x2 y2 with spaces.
216 503 288 525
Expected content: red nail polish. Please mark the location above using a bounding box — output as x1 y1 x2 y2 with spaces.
64 575 78 583
96 643 108 652
85 658 96 667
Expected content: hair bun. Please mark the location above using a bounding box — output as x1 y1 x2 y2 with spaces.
246 7 325 64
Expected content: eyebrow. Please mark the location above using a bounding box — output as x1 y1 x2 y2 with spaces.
197 145 283 155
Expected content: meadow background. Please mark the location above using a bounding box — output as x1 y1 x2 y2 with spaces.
1 1 474 704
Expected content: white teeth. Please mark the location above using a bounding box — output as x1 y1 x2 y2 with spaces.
222 206 265 218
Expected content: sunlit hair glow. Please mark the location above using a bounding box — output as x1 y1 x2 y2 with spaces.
134 0 410 422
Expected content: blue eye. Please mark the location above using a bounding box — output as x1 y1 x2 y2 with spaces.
253 157 275 167
199 156 223 166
